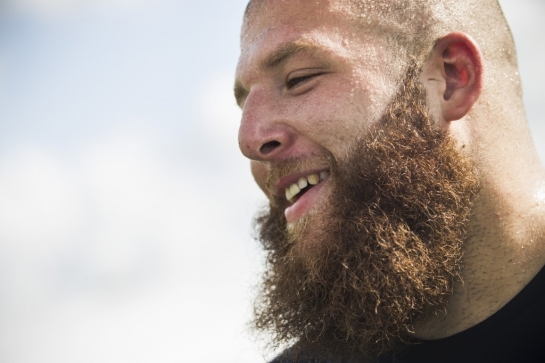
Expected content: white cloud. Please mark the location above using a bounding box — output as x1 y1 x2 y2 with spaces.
198 73 243 153
0 146 83 250
0 53 6 99
0 129 265 362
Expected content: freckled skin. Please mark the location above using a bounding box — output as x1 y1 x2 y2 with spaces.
236 0 403 189
236 0 545 343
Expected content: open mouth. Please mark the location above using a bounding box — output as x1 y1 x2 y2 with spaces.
285 171 330 203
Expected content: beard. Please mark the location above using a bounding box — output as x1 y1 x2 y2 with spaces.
252 63 480 362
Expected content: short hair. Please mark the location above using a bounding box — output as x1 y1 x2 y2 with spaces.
244 0 520 95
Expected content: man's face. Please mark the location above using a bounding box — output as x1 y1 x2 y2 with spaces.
235 1 478 361
235 0 403 229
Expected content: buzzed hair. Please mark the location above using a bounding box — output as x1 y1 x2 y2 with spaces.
251 0 514 61
244 0 520 95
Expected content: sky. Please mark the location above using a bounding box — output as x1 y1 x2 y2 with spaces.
0 1 543 362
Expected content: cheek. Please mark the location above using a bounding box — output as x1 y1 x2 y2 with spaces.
299 76 392 151
352 68 399 116
299 85 365 140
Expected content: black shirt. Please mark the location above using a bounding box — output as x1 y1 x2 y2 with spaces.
272 265 545 363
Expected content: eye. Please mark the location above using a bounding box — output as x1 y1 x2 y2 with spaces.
285 70 325 91
286 74 316 89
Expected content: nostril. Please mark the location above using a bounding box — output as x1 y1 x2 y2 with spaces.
260 141 281 155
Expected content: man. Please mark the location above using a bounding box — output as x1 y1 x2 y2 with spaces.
234 1 545 362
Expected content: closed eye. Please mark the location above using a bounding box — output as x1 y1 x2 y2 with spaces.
286 71 326 92
287 74 317 89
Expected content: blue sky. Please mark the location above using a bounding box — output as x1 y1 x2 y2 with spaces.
0 1 543 362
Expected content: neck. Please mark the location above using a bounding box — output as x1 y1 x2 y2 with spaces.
413 160 545 339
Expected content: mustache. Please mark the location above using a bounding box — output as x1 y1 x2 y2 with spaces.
264 152 333 197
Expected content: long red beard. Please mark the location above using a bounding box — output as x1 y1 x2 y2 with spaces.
252 64 480 362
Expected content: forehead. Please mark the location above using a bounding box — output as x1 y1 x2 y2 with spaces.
236 0 395 78
244 0 347 31
241 0 356 47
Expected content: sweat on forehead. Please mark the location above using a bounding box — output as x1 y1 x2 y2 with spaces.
243 0 515 67
242 0 435 61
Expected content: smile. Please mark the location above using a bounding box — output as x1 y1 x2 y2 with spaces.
283 170 330 224
285 171 330 203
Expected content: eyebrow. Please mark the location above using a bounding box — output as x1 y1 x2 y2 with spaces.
262 41 321 70
234 41 324 107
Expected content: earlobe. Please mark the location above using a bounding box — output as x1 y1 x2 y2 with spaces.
427 33 484 122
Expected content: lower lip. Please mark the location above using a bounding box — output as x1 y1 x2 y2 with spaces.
284 180 328 224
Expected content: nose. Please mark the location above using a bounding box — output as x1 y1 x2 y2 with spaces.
238 86 296 162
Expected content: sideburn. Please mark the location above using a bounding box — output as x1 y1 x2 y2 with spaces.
253 63 480 363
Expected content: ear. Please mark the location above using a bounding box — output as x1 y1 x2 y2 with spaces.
421 32 484 122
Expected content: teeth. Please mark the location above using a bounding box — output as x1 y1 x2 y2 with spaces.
320 171 329 181
285 188 293 201
307 174 319 185
289 183 300 197
284 172 329 202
